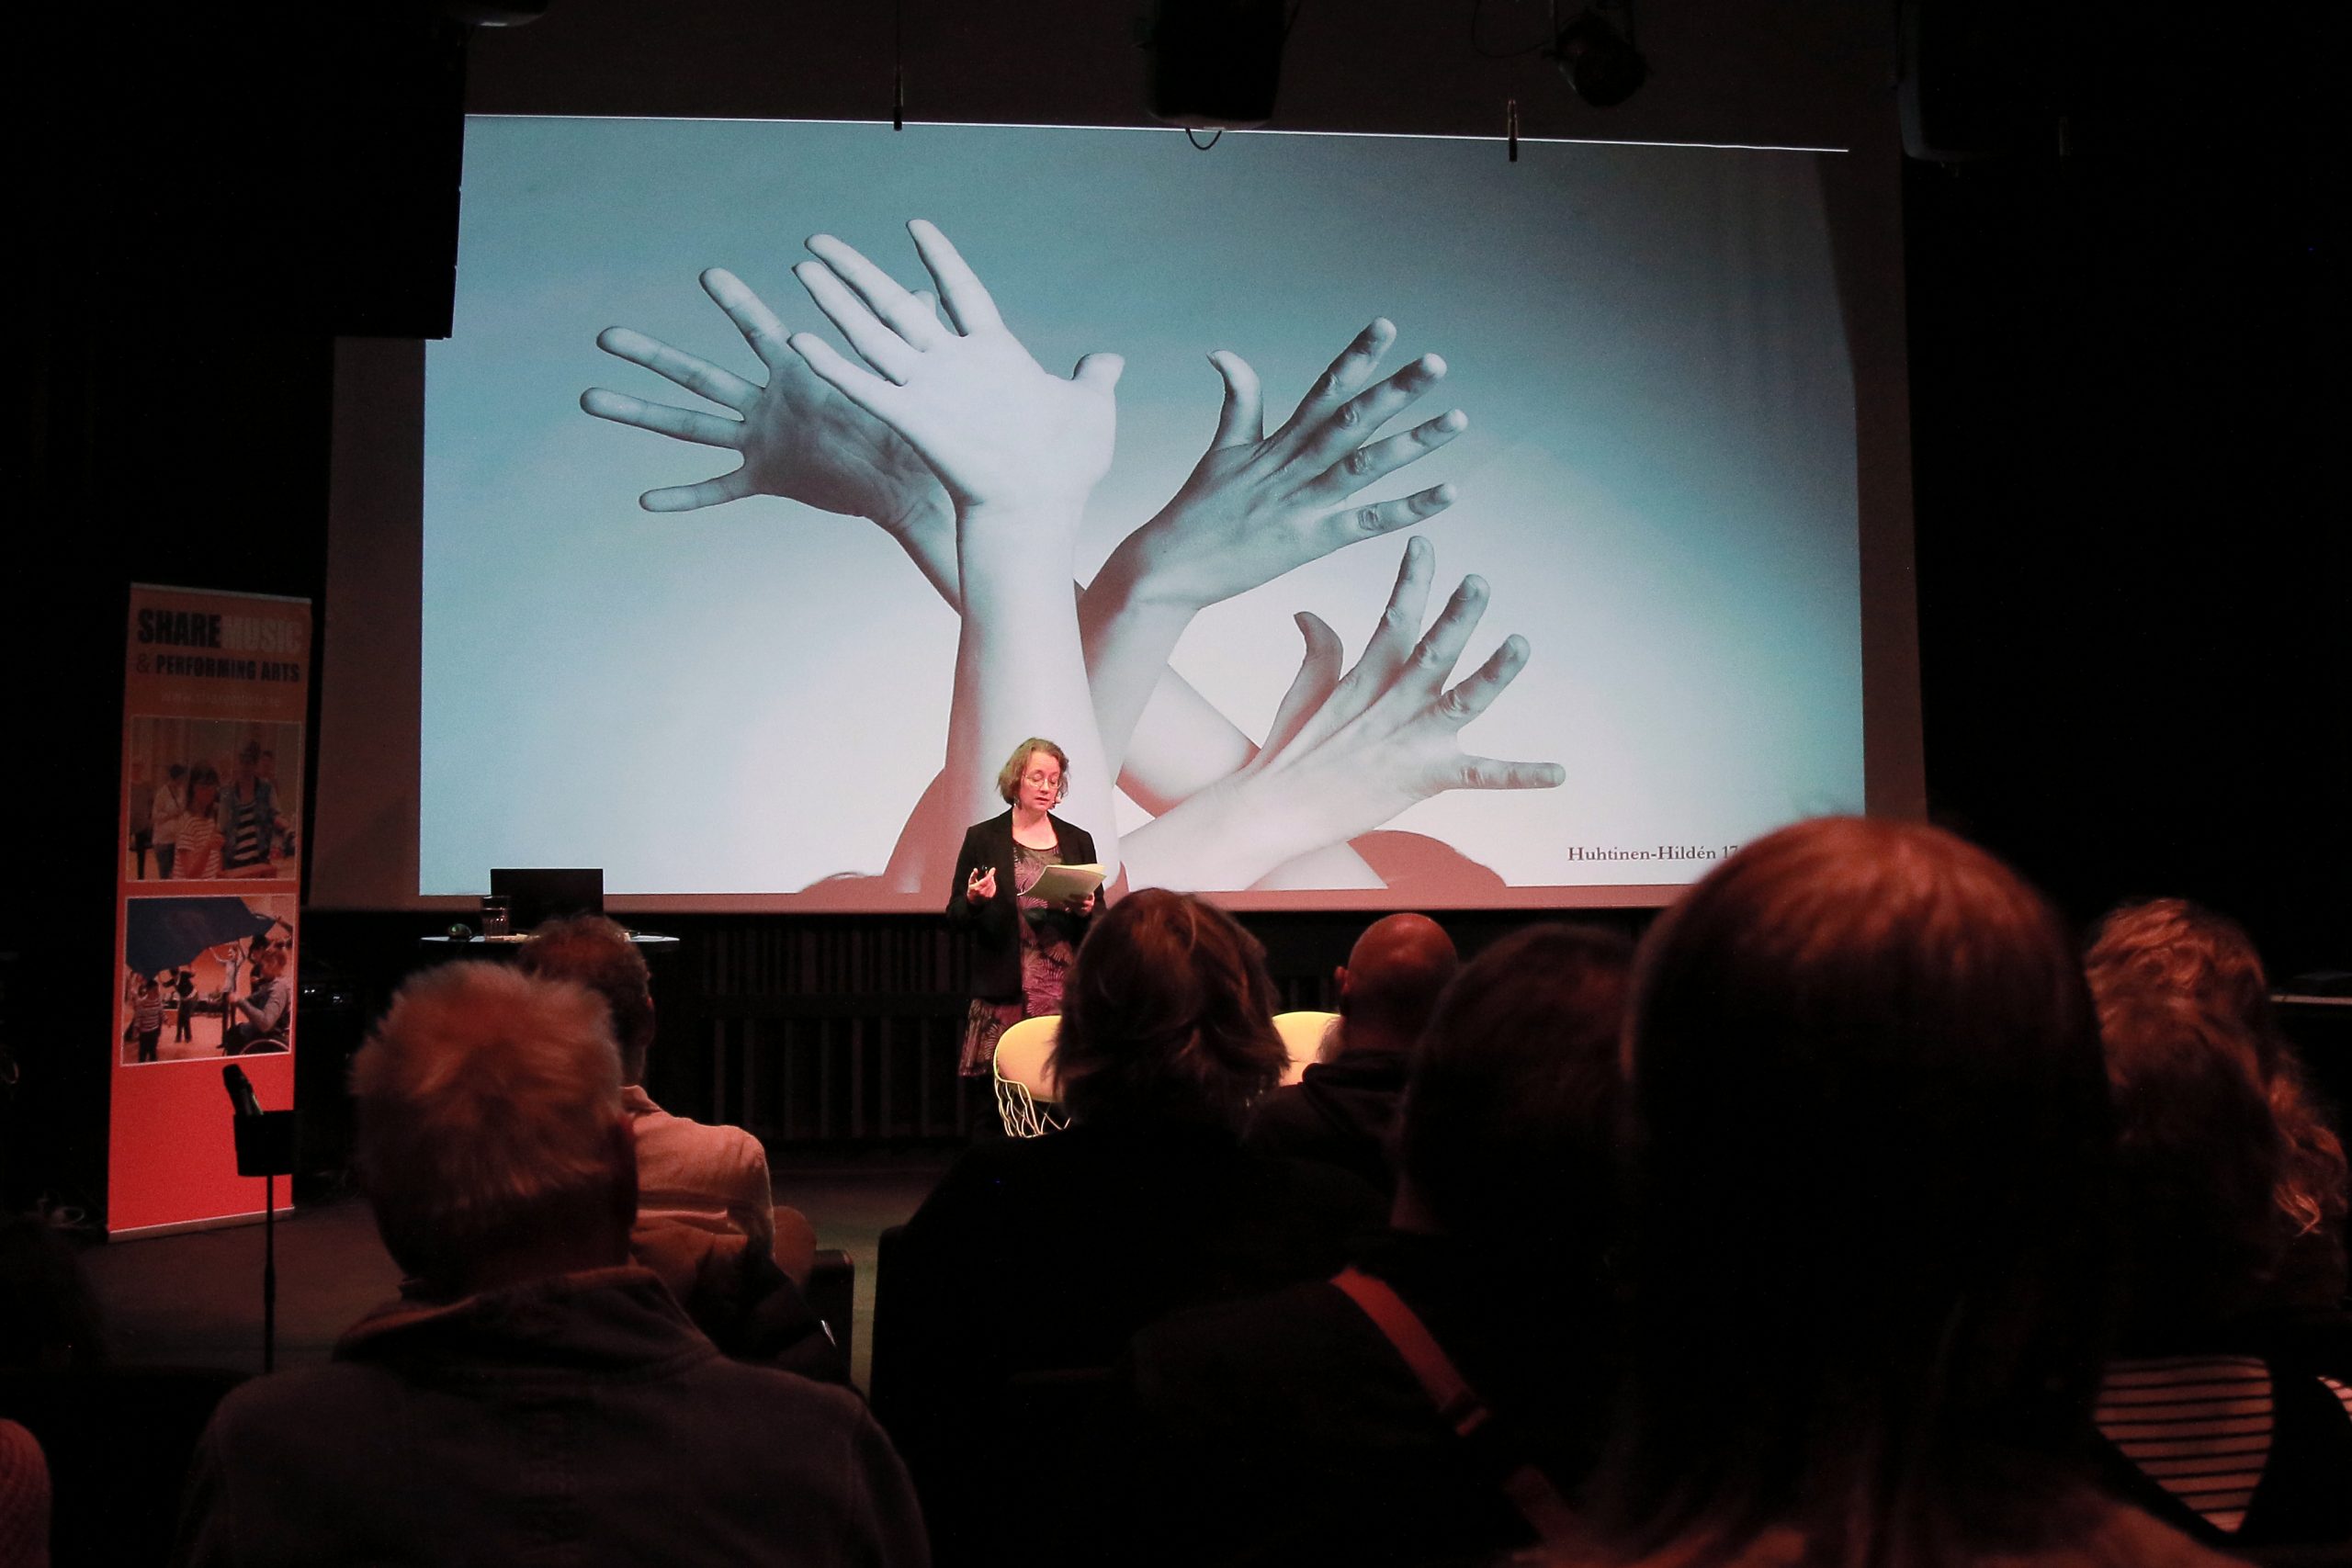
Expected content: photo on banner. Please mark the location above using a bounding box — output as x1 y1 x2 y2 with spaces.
118 894 298 1067
124 716 305 884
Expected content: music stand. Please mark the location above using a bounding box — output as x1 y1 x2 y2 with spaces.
225 1067 298 1371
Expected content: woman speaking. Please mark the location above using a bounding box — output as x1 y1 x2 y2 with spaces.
947 738 1099 1093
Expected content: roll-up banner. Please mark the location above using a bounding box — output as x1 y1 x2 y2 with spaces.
110 585 310 1235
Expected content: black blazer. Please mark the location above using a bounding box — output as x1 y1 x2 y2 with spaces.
944 810 1098 1001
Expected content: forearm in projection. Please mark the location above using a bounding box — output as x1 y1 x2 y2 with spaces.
948 517 1120 874
1119 782 1300 893
906 537 1283 817
1251 841 1385 890
1077 571 1379 884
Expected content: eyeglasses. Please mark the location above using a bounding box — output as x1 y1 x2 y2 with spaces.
1022 771 1059 785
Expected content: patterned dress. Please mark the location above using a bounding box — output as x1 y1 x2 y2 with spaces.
959 837 1080 1077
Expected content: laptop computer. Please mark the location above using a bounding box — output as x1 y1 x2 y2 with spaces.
488 868 605 935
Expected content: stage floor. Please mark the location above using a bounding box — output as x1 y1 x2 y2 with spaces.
74 1152 952 1393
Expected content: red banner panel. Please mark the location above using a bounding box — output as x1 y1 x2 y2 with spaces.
110 585 311 1235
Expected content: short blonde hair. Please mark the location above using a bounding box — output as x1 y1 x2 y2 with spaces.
995 738 1070 806
353 963 626 1285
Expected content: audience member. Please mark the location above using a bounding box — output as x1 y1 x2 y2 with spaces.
1241 911 1458 1197
0 1215 105 1375
520 917 835 1371
1117 921 1632 1566
878 889 1383 1565
2086 897 2347 1314
4 1214 242 1568
1555 818 2235 1568
517 916 810 1272
0 1417 50 1568
172 962 925 1567
2081 986 2352 1554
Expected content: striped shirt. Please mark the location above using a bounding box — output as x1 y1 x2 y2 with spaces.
2098 1357 2271 1530
222 784 269 869
2095 1355 2352 1533
174 816 223 880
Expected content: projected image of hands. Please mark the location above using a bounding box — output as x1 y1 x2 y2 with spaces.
582 219 1561 896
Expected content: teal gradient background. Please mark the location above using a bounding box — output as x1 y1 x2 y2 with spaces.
423 118 1862 899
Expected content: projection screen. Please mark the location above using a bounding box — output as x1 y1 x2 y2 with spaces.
322 115 1899 912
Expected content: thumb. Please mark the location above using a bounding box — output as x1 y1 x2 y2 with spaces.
1206 350 1264 450
1261 611 1345 760
1071 352 1125 391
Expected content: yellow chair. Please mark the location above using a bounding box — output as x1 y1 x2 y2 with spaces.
992 1014 1069 1138
1272 1010 1340 1087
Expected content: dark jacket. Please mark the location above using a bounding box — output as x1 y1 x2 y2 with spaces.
875 1119 1382 1566
174 1267 927 1568
1240 1045 1412 1200
1103 1228 1618 1568
944 810 1096 1000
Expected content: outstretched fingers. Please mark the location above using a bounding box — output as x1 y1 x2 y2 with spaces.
1430 637 1564 789
578 388 743 451
1328 536 1439 716
1401 574 1491 693
784 331 898 424
1294 354 1449 472
1306 409 1467 504
1448 755 1568 790
791 259 921 384
1434 633 1530 726
699 268 795 372
1271 319 1396 446
639 468 762 513
803 235 950 351
906 220 1004 335
1311 483 1457 559
594 327 759 411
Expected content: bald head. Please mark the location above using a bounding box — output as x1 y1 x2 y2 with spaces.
1336 914 1459 1055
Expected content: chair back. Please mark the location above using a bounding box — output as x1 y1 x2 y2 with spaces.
1272 1010 1341 1086
1 1366 246 1568
993 1014 1069 1137
867 1224 913 1434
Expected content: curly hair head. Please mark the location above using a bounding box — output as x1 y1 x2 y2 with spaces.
2094 989 2287 1344
2086 899 2276 1067
2086 897 2346 1305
